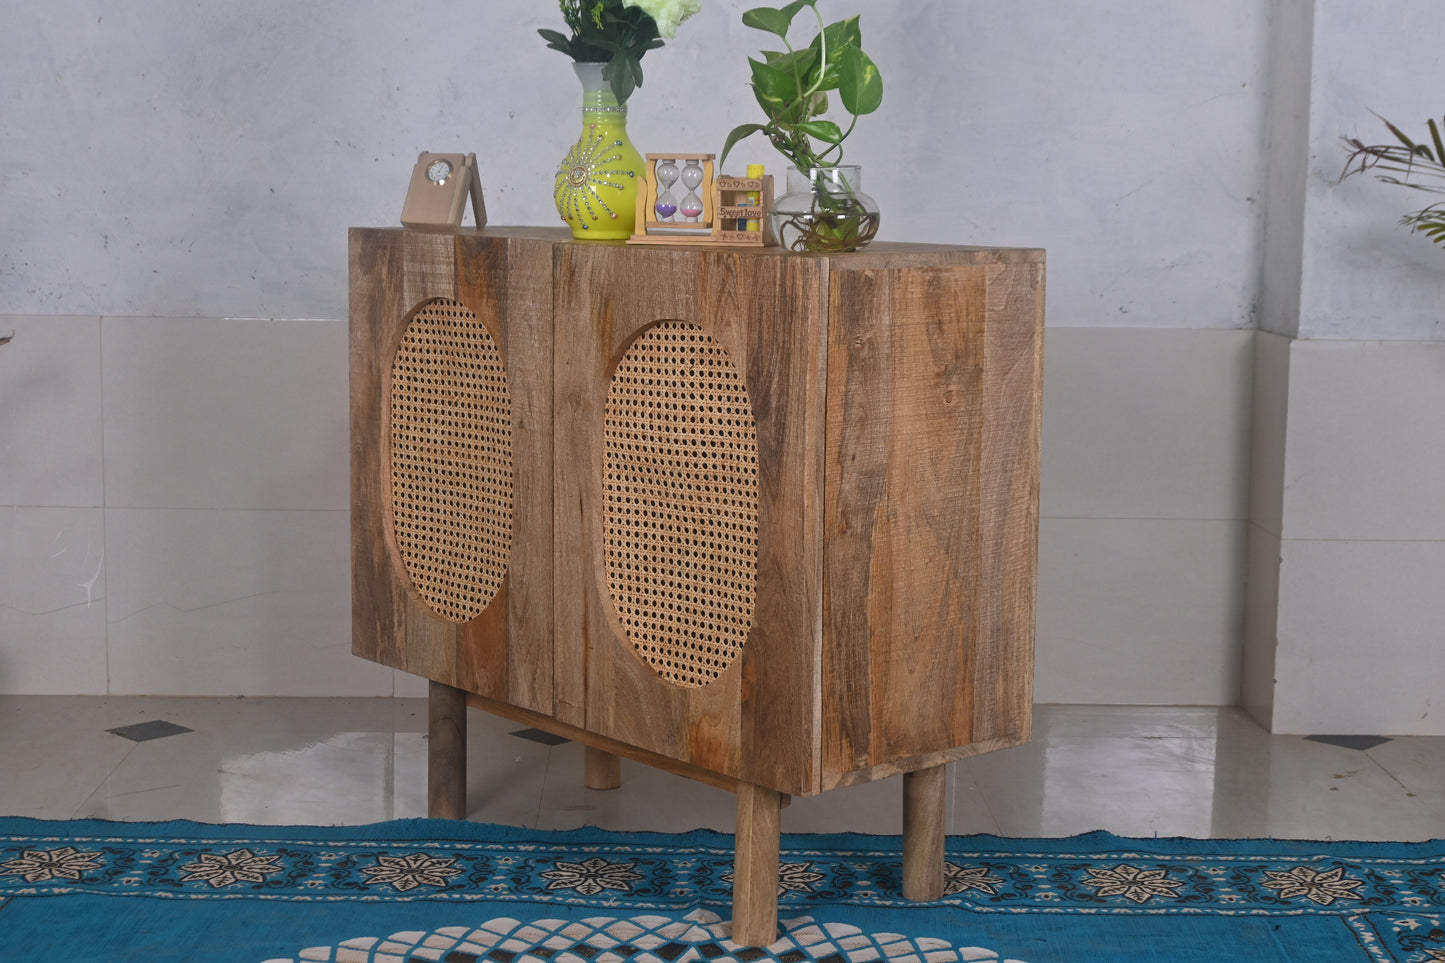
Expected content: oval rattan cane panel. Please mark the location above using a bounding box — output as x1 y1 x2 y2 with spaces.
389 298 513 623
602 320 760 688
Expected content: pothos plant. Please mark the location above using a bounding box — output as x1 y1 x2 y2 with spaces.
720 0 882 172
538 0 701 105
719 0 883 252
1340 111 1445 247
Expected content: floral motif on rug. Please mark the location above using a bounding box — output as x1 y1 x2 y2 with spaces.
4 819 1445 962
3 829 1437 915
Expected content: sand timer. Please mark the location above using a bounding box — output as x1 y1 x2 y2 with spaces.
653 158 680 221
679 159 705 221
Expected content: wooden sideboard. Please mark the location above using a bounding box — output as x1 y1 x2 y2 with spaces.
349 226 1044 944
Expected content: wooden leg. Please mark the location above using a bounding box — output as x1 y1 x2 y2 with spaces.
427 681 467 820
902 765 948 901
584 746 622 790
732 782 781 947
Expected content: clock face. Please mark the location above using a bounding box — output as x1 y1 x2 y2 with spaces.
426 159 454 184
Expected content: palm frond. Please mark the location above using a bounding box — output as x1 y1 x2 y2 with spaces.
1340 112 1445 248
1400 202 1445 246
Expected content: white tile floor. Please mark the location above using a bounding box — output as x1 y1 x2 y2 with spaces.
3 696 1442 841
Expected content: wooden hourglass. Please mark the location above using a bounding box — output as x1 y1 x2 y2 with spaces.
628 153 776 247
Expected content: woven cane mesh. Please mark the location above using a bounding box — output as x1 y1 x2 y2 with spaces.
603 321 759 688
389 298 513 623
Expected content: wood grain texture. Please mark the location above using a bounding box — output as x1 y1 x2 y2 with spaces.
428 680 468 819
454 232 557 715
350 227 411 674
821 256 1041 790
553 243 825 796
974 260 1044 746
584 747 623 790
352 229 1043 800
463 690 773 796
902 765 947 901
733 782 782 947
349 228 555 712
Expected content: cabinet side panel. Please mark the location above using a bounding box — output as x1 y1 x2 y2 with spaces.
825 263 1036 784
351 228 462 682
350 228 410 671
973 261 1043 744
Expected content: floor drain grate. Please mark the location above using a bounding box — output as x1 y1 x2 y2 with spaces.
1305 734 1392 751
107 720 195 742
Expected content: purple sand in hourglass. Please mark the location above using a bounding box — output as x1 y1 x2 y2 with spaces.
655 200 678 218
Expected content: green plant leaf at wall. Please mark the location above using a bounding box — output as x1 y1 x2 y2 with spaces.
1340 112 1445 248
721 1 883 172
741 0 814 39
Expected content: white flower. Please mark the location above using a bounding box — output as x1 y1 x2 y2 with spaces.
623 0 701 39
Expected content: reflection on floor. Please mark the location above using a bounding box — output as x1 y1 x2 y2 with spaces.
3 697 1442 841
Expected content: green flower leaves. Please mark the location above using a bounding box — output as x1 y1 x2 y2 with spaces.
540 0 678 104
721 1 883 171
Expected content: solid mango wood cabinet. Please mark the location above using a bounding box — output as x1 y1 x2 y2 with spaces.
349 226 1044 945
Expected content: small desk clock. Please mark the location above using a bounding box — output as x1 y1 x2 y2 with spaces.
401 152 486 230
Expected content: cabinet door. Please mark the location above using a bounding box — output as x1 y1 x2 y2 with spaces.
554 245 825 795
350 229 554 713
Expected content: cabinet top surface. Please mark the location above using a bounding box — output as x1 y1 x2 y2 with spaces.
350 225 1045 264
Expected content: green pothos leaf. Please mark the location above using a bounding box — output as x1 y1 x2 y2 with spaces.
742 0 815 39
837 45 882 116
720 122 770 168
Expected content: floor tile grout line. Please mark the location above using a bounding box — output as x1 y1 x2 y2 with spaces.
1363 747 1445 821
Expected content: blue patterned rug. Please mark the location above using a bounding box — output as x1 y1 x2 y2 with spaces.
3 817 1445 962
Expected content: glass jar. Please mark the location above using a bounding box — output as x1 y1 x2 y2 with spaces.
769 165 880 253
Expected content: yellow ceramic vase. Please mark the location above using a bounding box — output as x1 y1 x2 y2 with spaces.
555 62 644 240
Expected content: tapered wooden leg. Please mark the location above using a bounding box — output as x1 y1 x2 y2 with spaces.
584 746 622 790
428 681 467 820
732 782 781 947
902 765 948 901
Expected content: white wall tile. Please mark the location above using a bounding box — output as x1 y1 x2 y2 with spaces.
1281 339 1445 541
0 316 103 507
104 507 391 696
1034 517 1247 705
101 317 348 510
1247 332 1291 538
1272 537 1445 736
1240 523 1281 729
0 507 108 694
1041 327 1254 521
